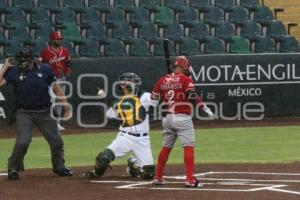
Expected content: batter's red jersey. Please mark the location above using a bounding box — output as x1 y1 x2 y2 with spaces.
40 46 71 78
152 72 201 115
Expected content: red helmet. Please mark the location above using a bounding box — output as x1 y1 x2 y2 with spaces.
173 56 191 75
50 31 63 40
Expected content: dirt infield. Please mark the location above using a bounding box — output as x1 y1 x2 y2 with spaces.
1 163 300 200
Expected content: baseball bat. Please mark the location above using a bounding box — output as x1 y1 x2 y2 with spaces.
163 39 171 74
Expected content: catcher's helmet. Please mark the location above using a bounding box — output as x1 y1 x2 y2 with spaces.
50 31 63 40
15 46 34 66
119 72 141 94
173 56 191 75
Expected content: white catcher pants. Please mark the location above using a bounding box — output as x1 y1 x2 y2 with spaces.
107 131 154 167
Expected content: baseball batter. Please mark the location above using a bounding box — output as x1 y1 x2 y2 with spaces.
0 47 72 180
151 56 214 187
84 72 158 180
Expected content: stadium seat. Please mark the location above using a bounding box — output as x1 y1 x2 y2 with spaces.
26 38 48 57
108 22 133 41
62 39 79 58
54 8 77 25
279 36 300 53
12 0 33 9
4 40 21 57
32 22 54 40
179 37 200 55
105 7 125 25
63 0 85 10
190 0 211 9
139 0 160 10
228 6 249 27
29 8 51 25
88 0 110 9
115 0 135 10
135 22 159 42
239 0 260 10
240 21 261 41
153 38 176 56
128 7 150 26
203 7 224 26
254 6 274 26
60 22 82 42
101 38 126 57
266 21 288 42
214 0 236 12
4 7 27 25
79 7 100 25
38 0 60 10
229 36 251 53
84 22 106 41
178 7 199 25
154 6 175 26
203 37 226 54
215 22 235 42
127 38 151 56
254 36 276 53
6 23 30 42
79 38 101 57
165 0 186 12
0 29 5 44
163 23 184 42
188 22 209 41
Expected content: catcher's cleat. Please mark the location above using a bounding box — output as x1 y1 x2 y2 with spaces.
184 176 202 188
53 167 73 177
152 178 165 185
83 170 98 179
8 169 19 180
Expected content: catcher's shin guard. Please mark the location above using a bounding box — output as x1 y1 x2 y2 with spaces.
140 165 155 180
94 148 115 177
127 156 140 177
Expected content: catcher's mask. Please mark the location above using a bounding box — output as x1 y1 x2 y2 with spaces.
15 47 34 70
118 72 141 95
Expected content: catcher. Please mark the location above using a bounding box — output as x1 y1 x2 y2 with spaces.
84 72 158 180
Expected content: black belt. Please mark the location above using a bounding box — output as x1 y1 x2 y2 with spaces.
121 131 148 137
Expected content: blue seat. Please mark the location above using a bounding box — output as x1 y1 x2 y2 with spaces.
203 37 226 54
88 0 110 8
165 0 186 12
105 7 125 25
203 7 224 26
280 36 300 53
254 6 274 26
228 6 249 26
240 21 261 41
178 7 199 25
55 7 77 25
266 21 288 42
84 22 107 41
80 7 100 25
254 36 276 53
109 22 133 41
190 0 211 9
215 0 236 12
7 23 30 42
79 38 101 57
128 38 151 56
12 0 33 9
62 40 79 58
240 0 260 10
153 38 176 56
179 37 200 55
188 22 209 41
128 7 150 26
135 22 159 42
163 23 184 42
5 7 27 25
33 22 54 40
26 38 48 57
101 38 126 57
215 22 235 42
4 40 21 57
29 8 51 25
63 0 85 10
115 0 135 10
38 0 60 10
139 0 160 11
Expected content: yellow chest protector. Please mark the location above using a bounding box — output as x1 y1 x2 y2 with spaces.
116 94 146 127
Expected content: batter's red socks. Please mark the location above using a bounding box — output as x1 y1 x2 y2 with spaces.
155 147 172 180
184 146 195 182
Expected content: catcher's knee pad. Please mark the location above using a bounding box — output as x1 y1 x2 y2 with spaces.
140 165 155 180
95 148 115 177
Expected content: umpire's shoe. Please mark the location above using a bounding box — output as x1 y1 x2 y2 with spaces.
53 167 73 177
8 169 19 180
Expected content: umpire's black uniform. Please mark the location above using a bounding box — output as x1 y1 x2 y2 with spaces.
2 48 72 180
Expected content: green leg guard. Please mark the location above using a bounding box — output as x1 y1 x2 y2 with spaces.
140 165 155 180
127 156 140 177
94 149 115 177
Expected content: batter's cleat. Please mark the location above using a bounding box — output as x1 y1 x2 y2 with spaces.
8 170 19 180
82 170 98 179
152 178 165 185
184 176 202 188
53 167 73 177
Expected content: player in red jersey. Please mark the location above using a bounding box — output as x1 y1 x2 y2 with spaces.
151 56 214 187
40 31 72 131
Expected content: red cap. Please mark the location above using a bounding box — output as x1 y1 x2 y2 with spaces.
173 56 191 73
50 31 63 40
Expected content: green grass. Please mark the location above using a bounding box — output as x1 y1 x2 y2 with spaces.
1 126 300 170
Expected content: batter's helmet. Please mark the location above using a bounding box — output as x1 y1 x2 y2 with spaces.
15 46 34 65
50 31 63 40
173 56 191 75
119 72 141 95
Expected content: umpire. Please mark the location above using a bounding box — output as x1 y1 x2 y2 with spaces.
0 47 73 180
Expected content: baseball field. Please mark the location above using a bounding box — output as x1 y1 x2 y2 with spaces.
1 125 300 200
